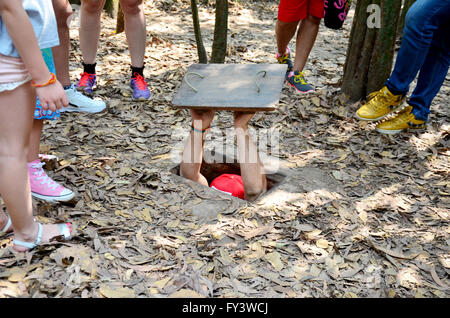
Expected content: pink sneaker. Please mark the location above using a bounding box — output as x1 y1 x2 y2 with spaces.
28 160 75 202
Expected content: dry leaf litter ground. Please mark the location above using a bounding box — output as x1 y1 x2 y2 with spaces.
0 0 448 298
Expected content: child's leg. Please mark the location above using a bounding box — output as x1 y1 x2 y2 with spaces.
28 49 74 202
0 83 37 245
0 84 71 251
276 20 299 57
79 0 106 65
28 119 43 162
276 0 303 55
51 0 74 87
120 0 146 68
27 116 74 202
120 0 150 100
294 14 321 72
1 118 41 234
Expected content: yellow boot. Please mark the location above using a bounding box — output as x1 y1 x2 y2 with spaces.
376 106 426 135
355 86 405 121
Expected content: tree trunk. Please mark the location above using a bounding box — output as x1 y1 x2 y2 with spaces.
190 0 208 63
342 0 403 102
104 0 120 18
116 4 125 34
210 0 228 63
366 0 403 94
397 0 416 37
342 0 378 101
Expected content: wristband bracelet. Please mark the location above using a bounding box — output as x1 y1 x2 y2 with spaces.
191 123 211 133
31 73 56 88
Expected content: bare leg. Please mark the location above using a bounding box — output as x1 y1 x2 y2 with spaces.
27 119 43 163
0 87 38 233
26 116 74 203
79 0 106 65
0 209 12 233
234 112 267 202
120 0 146 68
52 0 73 87
0 84 71 252
180 109 215 186
276 19 299 55
0 83 36 245
293 15 320 72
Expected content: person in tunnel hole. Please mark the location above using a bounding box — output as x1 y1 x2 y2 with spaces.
180 110 267 202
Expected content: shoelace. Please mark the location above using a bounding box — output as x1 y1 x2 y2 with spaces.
78 72 96 87
132 73 148 90
293 72 308 85
391 107 415 124
277 54 289 64
30 162 58 191
276 48 290 63
369 89 398 111
71 85 98 102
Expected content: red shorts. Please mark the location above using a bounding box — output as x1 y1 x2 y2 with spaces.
278 0 325 22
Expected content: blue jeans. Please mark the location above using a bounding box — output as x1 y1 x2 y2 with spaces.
385 0 450 121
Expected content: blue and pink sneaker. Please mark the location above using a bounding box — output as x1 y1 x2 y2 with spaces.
286 71 315 94
130 73 151 101
76 72 97 96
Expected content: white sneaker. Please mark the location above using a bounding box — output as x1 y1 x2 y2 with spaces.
61 84 106 113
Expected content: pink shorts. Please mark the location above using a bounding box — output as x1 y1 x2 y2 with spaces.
0 54 31 92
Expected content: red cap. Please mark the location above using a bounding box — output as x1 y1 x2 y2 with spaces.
210 174 245 200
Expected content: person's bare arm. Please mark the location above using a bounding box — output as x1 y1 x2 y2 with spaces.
0 0 68 110
0 1 51 83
